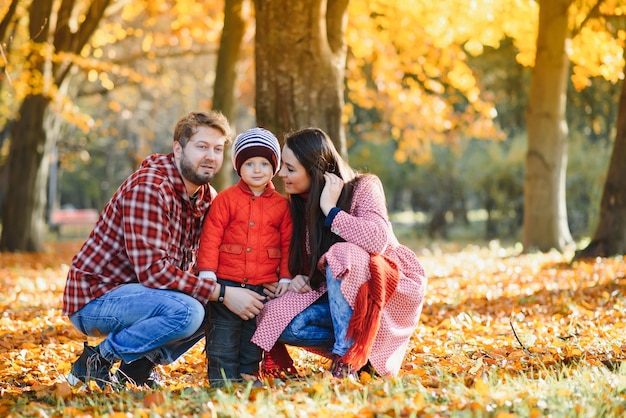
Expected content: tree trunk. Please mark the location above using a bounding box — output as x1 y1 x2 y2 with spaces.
574 75 626 259
522 0 574 252
254 0 349 156
0 96 50 252
212 0 247 192
0 0 111 252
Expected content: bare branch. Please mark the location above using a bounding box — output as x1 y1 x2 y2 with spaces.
0 0 19 44
571 0 606 38
510 319 531 353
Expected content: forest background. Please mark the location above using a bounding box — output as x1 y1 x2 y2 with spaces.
1 0 625 254
1 0 626 416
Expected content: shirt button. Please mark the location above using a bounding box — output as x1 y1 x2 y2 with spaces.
250 221 255 226
243 278 249 283
247 247 252 252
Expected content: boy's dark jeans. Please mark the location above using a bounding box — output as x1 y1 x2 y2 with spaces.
206 279 266 386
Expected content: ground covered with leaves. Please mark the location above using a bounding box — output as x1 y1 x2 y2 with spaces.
1 240 625 417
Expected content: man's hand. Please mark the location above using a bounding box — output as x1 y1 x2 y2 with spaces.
223 286 266 320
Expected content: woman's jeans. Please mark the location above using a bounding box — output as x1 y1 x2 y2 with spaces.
69 283 206 365
278 266 354 356
206 279 267 385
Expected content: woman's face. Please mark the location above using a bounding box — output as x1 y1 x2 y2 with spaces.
278 144 311 195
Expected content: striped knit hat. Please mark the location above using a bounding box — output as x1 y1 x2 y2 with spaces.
231 127 281 175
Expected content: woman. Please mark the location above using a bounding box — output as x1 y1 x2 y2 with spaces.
251 127 427 378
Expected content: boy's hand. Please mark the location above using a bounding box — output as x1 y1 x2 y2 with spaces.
263 282 278 299
275 280 291 297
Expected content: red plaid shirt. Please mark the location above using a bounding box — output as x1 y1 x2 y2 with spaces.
62 153 217 316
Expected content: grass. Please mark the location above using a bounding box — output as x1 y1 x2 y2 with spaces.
5 361 626 417
1 233 626 417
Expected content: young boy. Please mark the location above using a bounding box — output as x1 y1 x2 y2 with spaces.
197 127 292 386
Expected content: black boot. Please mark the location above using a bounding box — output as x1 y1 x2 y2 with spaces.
115 357 161 388
67 342 113 389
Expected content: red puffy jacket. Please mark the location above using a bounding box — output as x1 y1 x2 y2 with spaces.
197 180 292 285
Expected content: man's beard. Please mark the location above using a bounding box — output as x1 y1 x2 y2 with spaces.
179 152 215 186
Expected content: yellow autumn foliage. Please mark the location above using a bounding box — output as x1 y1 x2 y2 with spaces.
0 0 624 166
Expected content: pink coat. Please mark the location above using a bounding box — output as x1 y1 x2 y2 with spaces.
251 175 427 376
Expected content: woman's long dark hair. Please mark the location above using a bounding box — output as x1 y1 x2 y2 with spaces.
284 128 360 289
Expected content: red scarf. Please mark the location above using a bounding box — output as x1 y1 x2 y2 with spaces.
342 254 399 369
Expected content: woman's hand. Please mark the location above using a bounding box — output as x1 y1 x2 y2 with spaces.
288 274 312 293
223 286 266 320
320 172 343 216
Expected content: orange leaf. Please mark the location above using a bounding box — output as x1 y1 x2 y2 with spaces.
413 392 426 410
143 392 165 408
474 377 489 397
55 382 73 399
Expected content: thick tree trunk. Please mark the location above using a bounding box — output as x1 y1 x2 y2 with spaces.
522 0 574 252
0 0 53 252
212 0 247 191
0 0 111 252
574 76 626 259
0 96 50 252
254 0 348 156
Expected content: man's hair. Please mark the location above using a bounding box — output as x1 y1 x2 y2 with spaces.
173 111 233 147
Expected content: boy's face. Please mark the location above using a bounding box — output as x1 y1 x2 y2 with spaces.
239 156 274 195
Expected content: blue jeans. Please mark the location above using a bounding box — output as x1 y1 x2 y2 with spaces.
278 266 354 356
69 283 206 365
206 279 266 385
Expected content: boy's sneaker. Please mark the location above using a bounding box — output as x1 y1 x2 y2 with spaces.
115 357 162 388
67 342 113 389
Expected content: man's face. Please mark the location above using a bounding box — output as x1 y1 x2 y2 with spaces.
174 126 227 192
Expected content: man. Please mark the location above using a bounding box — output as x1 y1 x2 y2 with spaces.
63 111 266 388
